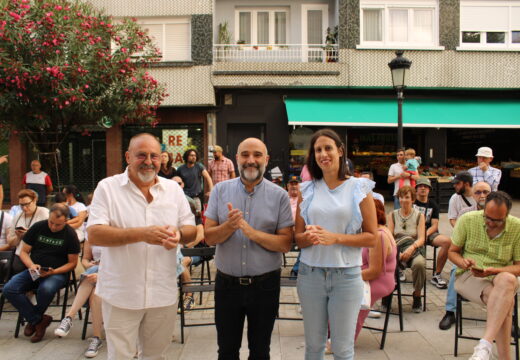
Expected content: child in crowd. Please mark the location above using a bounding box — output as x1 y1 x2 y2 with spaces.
400 148 420 188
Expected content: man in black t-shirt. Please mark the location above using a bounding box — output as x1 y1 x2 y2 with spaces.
177 149 213 214
413 177 452 289
4 204 80 343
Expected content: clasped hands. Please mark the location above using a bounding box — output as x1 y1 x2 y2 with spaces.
144 225 181 250
226 203 256 238
302 225 337 246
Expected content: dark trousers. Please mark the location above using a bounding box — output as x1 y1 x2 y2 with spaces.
215 270 281 360
3 270 67 325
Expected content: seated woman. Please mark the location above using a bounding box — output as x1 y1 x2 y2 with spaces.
7 189 49 274
355 199 397 340
387 186 426 313
54 239 103 358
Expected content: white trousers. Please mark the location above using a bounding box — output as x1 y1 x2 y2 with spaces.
102 299 177 360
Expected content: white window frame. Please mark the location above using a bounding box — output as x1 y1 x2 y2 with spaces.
301 4 329 46
458 1 520 51
358 0 444 50
137 17 192 62
234 7 290 45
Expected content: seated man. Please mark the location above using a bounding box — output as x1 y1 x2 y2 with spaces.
3 204 80 343
448 191 520 360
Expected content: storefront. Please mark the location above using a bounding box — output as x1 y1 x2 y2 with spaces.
215 88 520 199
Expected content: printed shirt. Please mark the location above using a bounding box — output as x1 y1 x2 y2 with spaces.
23 220 80 269
468 165 502 191
208 156 235 184
452 210 520 275
87 169 195 310
205 177 294 277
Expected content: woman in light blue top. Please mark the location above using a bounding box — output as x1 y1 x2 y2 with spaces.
295 129 378 360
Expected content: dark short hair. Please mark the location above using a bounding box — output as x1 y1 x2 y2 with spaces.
396 148 405 153
485 191 512 214
397 185 416 201
183 149 199 163
374 198 386 225
49 203 70 219
54 192 67 203
306 129 348 180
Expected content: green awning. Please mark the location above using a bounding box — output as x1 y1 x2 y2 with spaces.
284 98 520 128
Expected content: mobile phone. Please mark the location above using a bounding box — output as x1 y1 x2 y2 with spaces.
15 226 27 231
472 266 484 272
40 267 51 272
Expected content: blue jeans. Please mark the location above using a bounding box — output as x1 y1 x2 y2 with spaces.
393 195 401 210
445 265 457 313
3 270 67 325
297 263 363 360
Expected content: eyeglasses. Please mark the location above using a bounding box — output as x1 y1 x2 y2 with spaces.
474 190 490 196
19 201 33 208
483 215 506 226
135 153 160 161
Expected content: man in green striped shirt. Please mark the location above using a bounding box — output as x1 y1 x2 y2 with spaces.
448 191 520 360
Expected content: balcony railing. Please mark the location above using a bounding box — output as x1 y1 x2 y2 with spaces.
213 44 339 63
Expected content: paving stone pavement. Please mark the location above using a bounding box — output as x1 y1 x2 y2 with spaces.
2 203 520 359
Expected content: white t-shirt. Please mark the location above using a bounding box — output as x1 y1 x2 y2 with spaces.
448 193 477 220
70 201 87 241
388 162 410 196
87 169 195 310
0 211 13 246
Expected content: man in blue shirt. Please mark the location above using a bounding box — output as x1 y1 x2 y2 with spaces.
205 137 294 360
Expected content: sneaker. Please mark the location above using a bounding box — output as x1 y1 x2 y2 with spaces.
412 296 422 313
469 342 492 360
430 274 448 289
85 337 103 358
368 310 382 318
399 269 406 282
183 295 194 311
54 316 73 337
439 311 456 330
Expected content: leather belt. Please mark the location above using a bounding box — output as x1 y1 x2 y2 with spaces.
217 269 280 286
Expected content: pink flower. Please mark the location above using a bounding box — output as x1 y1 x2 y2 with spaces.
9 12 21 21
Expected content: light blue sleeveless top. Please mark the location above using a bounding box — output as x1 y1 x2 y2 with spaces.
299 177 374 268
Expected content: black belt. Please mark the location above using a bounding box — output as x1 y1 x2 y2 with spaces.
217 269 280 286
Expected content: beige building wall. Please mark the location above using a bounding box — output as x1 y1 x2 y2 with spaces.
87 0 212 16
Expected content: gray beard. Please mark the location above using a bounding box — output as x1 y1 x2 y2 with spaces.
138 171 156 183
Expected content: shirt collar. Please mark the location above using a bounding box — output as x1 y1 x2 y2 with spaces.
238 177 265 194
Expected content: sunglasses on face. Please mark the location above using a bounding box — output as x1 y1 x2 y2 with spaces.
19 201 33 208
474 190 490 196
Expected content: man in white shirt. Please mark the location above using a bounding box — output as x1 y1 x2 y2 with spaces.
87 133 196 360
448 171 476 227
387 148 417 209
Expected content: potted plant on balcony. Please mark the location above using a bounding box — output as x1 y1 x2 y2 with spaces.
324 26 338 62
237 40 246 50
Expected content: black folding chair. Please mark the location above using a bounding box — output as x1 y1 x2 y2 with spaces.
454 293 519 359
181 246 216 305
0 249 16 319
178 278 215 344
277 276 302 321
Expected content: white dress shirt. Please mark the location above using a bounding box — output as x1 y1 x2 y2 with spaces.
87 169 195 310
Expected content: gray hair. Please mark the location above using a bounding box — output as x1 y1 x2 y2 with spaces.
49 203 70 219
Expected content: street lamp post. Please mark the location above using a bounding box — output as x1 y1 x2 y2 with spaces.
388 50 412 150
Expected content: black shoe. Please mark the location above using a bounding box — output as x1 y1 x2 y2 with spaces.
439 311 456 330
412 296 422 313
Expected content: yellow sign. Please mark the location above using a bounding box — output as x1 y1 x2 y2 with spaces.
290 149 308 156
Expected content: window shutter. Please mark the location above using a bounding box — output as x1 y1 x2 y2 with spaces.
164 23 191 61
461 6 508 31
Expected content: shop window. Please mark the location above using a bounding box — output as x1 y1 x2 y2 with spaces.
359 0 439 49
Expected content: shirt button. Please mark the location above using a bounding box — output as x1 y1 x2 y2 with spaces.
243 245 246 248
242 262 246 265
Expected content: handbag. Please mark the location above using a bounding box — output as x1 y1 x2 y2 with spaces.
360 280 371 310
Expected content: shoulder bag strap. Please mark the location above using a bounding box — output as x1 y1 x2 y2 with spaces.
461 194 472 207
